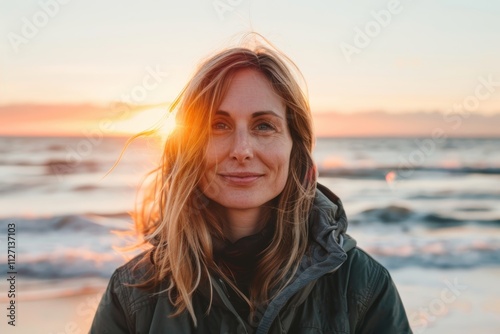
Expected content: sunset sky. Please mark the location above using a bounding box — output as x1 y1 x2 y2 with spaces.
2 0 500 136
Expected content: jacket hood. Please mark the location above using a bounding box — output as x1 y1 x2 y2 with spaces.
255 183 356 333
314 183 356 253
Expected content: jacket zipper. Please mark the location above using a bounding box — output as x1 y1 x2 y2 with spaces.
218 278 231 299
212 277 250 333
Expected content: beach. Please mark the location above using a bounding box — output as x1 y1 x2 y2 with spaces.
1 268 499 333
1 136 499 333
0 283 104 333
394 268 500 333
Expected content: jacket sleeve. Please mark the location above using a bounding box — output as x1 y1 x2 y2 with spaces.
89 270 133 334
356 259 413 334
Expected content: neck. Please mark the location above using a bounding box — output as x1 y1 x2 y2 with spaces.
223 208 268 242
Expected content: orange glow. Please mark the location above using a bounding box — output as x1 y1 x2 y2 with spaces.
385 170 397 185
112 107 177 139
2 104 499 138
321 156 345 169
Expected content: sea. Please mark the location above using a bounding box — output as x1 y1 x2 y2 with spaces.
0 135 500 299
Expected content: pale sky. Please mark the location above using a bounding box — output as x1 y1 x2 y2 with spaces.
2 0 500 114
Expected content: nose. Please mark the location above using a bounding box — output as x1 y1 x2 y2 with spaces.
230 129 253 162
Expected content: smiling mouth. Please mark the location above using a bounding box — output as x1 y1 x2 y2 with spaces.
219 173 264 185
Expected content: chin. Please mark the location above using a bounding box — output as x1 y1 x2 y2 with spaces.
216 190 281 210
217 196 264 210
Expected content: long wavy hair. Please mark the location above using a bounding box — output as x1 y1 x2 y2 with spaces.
133 38 316 325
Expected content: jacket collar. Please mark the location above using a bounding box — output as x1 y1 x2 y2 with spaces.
255 183 353 333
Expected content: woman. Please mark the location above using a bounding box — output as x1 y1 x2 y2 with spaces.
91 40 412 333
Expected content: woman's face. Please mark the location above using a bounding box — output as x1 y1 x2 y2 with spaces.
201 68 293 213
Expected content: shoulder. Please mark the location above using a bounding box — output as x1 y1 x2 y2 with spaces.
338 246 394 302
112 250 154 285
318 245 398 319
344 246 391 279
105 251 160 313
90 251 159 333
331 247 412 333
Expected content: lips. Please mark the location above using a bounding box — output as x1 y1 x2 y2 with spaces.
218 172 264 185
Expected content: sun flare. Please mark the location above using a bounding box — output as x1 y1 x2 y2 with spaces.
112 107 177 139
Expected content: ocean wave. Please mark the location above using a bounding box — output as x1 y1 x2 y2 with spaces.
0 213 137 280
0 210 498 280
0 158 104 175
44 159 101 176
1 214 130 234
317 166 500 179
353 229 500 269
0 250 128 279
408 193 500 200
0 239 498 279
72 184 100 192
351 205 500 226
373 248 500 270
0 182 41 194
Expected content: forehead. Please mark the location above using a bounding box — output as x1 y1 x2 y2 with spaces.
218 68 285 115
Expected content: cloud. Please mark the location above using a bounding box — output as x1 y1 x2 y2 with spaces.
1 104 498 137
0 103 159 136
313 111 500 137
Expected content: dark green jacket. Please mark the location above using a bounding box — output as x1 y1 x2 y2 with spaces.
91 184 412 333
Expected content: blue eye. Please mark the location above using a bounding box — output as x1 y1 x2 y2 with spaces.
255 122 275 131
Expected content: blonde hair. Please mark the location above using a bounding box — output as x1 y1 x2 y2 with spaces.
133 36 316 324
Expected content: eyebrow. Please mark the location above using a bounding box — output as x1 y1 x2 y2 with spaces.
216 110 284 120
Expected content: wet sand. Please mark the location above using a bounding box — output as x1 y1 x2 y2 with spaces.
393 267 500 334
1 291 102 333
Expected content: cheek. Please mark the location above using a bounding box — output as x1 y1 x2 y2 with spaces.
271 154 291 195
279 157 291 182
203 146 219 170
204 155 216 170
272 149 292 181
200 162 220 199
204 139 228 166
